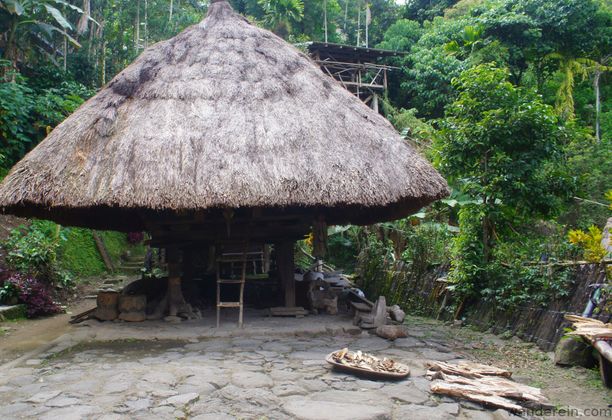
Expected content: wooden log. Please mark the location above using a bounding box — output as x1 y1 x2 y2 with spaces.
426 361 512 379
594 340 612 364
118 295 146 322
430 382 524 413
269 306 308 317
376 325 408 341
92 231 114 272
69 307 96 324
94 290 119 321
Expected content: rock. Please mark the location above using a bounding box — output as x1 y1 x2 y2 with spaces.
161 392 200 406
27 390 62 403
231 371 274 388
554 336 595 368
46 396 81 407
272 383 308 397
492 409 522 420
191 414 236 420
379 383 429 404
283 399 390 420
389 305 406 323
124 398 151 411
394 403 460 420
376 325 408 341
163 315 182 323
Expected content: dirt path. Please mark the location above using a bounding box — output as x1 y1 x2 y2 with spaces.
0 299 95 365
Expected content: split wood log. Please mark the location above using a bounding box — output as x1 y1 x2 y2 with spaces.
426 361 512 379
69 307 96 324
426 361 551 413
430 382 524 413
431 372 547 404
564 314 612 342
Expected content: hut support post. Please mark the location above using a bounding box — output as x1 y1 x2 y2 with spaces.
276 241 295 307
166 247 194 318
313 216 328 272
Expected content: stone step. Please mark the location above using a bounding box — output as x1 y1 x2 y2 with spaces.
0 304 26 320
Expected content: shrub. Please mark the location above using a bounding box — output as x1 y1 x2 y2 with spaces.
4 220 64 281
3 274 62 318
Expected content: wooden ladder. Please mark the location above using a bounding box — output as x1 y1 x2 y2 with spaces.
216 247 248 328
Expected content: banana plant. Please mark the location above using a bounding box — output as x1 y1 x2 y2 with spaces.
1 0 98 70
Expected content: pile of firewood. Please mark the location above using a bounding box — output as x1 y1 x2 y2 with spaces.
565 314 612 341
426 361 552 413
331 348 410 375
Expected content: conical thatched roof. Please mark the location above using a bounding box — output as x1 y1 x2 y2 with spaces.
0 0 448 231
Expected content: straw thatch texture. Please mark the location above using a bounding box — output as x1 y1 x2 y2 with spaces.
0 0 448 231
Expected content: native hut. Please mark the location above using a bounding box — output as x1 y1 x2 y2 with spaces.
306 42 405 112
0 0 449 325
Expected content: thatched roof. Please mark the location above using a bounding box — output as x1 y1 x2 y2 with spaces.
0 0 448 231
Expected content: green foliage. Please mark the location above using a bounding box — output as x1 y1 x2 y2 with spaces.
99 231 133 267
355 219 452 308
0 280 19 303
57 228 106 277
568 226 607 262
436 64 574 218
381 98 435 148
0 62 93 167
4 220 64 280
377 19 422 51
447 205 485 298
257 0 304 37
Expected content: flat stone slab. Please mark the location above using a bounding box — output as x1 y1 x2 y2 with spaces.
231 371 273 388
394 403 460 419
283 399 390 420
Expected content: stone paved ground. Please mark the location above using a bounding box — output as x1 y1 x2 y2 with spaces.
0 314 608 419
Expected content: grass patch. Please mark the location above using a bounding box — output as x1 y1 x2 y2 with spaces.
58 228 106 277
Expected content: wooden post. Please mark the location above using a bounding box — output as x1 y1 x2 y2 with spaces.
312 215 328 272
276 241 295 307
166 247 192 317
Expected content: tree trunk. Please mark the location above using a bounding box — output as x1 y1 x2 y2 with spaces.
323 0 328 43
144 0 148 49
169 0 174 23
594 69 601 142
134 0 141 52
2 17 18 79
77 0 91 35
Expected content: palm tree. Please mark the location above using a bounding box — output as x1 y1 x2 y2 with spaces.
257 0 304 38
547 52 610 137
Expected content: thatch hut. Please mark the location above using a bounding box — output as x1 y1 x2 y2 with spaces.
0 0 448 321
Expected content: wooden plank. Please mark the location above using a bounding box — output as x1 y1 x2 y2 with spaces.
92 231 114 272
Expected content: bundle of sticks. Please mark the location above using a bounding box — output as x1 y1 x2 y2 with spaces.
565 314 612 342
331 348 409 374
426 361 551 413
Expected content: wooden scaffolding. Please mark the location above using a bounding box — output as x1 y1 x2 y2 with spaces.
305 42 406 112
